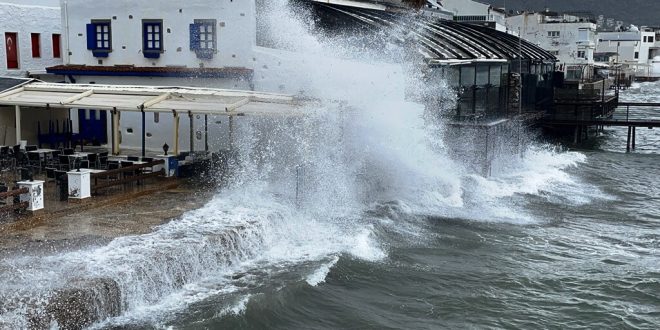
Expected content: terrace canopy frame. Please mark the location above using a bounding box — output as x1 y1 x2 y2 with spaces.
0 82 302 156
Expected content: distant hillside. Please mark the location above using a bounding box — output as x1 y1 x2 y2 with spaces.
477 0 660 27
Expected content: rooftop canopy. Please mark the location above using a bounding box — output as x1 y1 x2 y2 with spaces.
309 0 557 65
0 82 303 116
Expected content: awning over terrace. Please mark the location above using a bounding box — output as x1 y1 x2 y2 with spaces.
0 82 301 116
0 82 304 156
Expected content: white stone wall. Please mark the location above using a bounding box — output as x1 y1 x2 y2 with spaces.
507 13 597 75
0 1 62 77
442 0 506 31
442 0 490 16
596 32 640 64
62 0 256 70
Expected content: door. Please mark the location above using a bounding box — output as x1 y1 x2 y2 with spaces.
5 33 18 69
78 109 108 145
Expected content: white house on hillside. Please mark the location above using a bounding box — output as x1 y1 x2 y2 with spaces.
596 27 660 80
507 11 597 81
441 0 506 31
1 0 63 80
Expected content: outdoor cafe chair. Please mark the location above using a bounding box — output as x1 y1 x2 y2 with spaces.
45 168 56 184
27 152 42 174
58 155 71 171
87 153 99 169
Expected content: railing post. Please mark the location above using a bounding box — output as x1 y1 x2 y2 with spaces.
626 126 632 152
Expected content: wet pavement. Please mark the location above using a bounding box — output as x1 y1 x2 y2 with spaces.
0 178 215 258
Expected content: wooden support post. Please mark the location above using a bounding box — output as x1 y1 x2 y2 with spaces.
188 111 194 153
228 115 234 150
140 104 147 157
632 126 636 150
112 108 120 155
14 105 21 145
141 106 146 157
583 126 588 141
173 111 180 156
626 126 632 152
573 125 579 144
204 114 209 152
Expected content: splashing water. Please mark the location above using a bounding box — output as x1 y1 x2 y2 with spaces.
0 1 601 328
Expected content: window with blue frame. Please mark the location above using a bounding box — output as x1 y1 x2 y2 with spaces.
189 19 217 59
86 20 112 57
143 20 163 58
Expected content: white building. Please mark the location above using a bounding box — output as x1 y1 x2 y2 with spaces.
596 27 660 80
441 0 506 31
0 0 63 79
507 11 597 80
51 0 257 90
36 0 405 154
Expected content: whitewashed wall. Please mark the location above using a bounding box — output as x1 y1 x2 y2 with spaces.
62 0 256 70
0 2 62 77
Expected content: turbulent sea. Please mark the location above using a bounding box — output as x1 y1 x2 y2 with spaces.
161 84 658 329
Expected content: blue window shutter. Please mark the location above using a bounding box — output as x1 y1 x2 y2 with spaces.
142 22 148 51
189 23 200 50
86 23 96 50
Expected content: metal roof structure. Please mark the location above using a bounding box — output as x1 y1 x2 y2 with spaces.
0 77 34 93
0 82 302 116
310 1 557 64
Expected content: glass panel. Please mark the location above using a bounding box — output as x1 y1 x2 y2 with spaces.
154 25 160 33
147 25 153 33
103 26 108 33
446 68 459 87
97 41 103 48
97 33 102 40
154 41 160 48
103 41 109 48
147 34 152 41
487 88 500 113
148 41 153 48
155 34 159 41
490 65 502 86
476 66 489 85
460 66 476 86
96 26 103 33
475 89 487 112
200 26 205 33
200 34 206 41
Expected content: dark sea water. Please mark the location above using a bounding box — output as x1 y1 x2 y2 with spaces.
171 84 659 330
131 84 658 330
